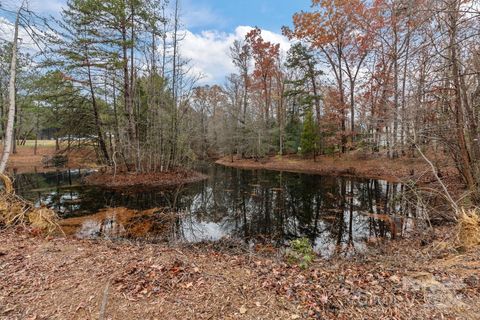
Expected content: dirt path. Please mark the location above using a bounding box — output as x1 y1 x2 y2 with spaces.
0 229 478 319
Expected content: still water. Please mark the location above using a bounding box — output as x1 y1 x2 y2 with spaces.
13 165 420 256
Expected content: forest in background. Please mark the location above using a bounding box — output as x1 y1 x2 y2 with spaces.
1 2 480 319
0 0 479 202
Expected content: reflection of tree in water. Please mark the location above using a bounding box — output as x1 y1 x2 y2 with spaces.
12 169 87 214
13 165 423 253
177 166 421 255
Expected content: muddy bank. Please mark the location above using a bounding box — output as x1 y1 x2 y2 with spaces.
84 169 208 190
0 228 478 319
216 154 459 184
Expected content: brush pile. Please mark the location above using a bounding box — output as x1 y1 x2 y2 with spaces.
0 173 59 234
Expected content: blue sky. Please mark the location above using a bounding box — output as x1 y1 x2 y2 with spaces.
180 0 312 83
183 0 311 33
0 0 311 34
0 0 312 84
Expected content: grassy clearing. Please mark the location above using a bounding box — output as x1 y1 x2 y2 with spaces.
19 140 57 147
0 140 57 148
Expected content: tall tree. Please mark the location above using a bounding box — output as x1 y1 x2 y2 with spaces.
245 27 280 124
287 0 374 152
300 108 319 161
0 2 24 173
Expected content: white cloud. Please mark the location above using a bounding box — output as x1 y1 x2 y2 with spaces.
27 0 65 15
0 0 65 15
1 7 291 87
0 0 64 52
0 16 39 52
180 26 291 85
0 17 14 41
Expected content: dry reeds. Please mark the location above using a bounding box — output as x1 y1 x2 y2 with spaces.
0 173 60 234
456 207 480 250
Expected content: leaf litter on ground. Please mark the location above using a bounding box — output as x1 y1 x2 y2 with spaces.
0 226 479 319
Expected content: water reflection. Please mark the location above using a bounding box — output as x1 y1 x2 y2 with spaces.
13 165 422 256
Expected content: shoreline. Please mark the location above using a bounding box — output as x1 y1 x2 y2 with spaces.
6 145 98 174
216 154 458 184
8 145 455 186
84 169 208 189
6 146 208 189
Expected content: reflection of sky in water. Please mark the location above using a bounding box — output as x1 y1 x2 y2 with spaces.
77 220 102 239
77 218 127 239
35 192 82 214
181 218 230 242
13 166 423 256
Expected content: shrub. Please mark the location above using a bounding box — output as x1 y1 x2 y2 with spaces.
286 237 315 269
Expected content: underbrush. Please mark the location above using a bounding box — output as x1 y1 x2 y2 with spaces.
0 173 59 234
286 237 315 269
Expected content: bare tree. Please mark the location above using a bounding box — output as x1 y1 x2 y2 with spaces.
0 1 25 173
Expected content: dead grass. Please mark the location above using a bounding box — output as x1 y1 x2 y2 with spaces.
0 174 59 234
433 207 480 253
456 208 480 250
28 208 60 234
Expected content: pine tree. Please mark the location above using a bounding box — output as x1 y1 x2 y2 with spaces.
300 108 318 161
284 43 322 117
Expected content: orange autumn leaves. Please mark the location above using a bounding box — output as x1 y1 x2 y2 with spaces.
289 0 379 60
245 28 280 83
245 27 282 121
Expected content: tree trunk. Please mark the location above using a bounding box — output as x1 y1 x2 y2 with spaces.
85 49 110 164
392 13 399 159
0 5 22 173
448 1 477 200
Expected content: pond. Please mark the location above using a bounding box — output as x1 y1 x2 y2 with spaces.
12 165 422 256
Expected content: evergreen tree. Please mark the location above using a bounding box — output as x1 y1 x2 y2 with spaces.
284 43 323 120
300 108 318 161
284 114 302 154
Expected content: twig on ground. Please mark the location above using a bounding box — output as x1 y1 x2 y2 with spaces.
99 279 111 320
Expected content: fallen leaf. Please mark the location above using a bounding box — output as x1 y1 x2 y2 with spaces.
320 294 328 304
151 264 163 271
